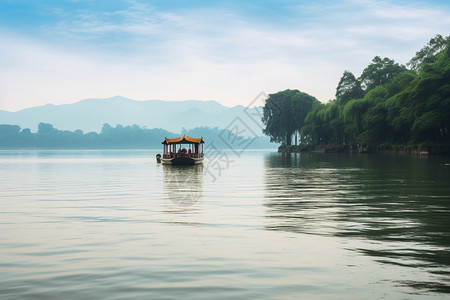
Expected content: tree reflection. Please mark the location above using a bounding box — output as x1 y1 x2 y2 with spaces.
263 152 450 294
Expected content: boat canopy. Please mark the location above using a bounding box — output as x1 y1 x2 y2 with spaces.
162 135 204 145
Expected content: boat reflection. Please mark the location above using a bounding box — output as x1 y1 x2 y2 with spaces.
162 164 203 208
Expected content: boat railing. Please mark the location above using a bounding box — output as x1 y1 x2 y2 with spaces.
163 153 204 159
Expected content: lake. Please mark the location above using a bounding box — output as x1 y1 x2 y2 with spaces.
0 149 449 299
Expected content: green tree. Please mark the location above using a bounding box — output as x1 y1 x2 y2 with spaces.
383 72 418 143
289 34 449 150
335 70 364 104
315 102 345 144
262 89 319 146
301 102 327 145
343 98 369 135
400 44 450 143
360 102 390 145
407 34 450 72
359 56 407 92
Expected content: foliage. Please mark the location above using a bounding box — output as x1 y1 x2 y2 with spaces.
359 56 407 92
0 123 273 149
335 70 364 105
263 34 450 149
0 123 170 149
262 89 320 146
407 34 450 72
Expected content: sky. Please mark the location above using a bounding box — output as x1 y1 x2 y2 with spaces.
0 0 449 111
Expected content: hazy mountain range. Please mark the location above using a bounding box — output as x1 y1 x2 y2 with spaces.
0 96 265 136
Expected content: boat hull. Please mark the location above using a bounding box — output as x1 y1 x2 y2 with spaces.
161 157 203 165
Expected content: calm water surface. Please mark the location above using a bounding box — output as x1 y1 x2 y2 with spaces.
0 150 449 299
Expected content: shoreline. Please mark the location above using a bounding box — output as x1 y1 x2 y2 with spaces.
278 144 450 155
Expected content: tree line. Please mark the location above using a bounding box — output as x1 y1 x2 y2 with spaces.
0 123 272 149
262 34 450 151
0 123 172 149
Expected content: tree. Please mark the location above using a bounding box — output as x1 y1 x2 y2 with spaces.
101 123 113 135
21 128 32 135
335 71 364 104
262 89 319 146
407 34 450 72
402 44 450 143
301 102 327 145
38 122 57 135
359 56 407 92
267 34 450 149
0 125 21 147
315 102 345 144
360 102 390 145
0 124 20 136
342 98 370 140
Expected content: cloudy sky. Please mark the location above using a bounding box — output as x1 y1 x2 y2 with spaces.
0 0 449 111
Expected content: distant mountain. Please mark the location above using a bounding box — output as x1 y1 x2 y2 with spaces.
0 96 265 136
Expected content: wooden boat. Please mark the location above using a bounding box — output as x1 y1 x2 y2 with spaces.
158 135 204 165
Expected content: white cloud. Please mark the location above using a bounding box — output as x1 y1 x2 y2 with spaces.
1 0 450 111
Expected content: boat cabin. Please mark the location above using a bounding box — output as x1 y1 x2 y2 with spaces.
160 135 204 165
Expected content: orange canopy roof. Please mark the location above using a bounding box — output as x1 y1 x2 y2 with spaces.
162 135 204 144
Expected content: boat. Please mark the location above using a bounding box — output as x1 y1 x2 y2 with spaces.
157 135 204 165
